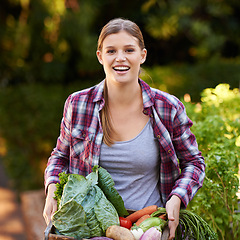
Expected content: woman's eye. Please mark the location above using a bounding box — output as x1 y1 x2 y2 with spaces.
107 50 115 54
126 48 135 53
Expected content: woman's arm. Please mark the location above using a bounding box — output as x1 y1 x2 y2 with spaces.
43 95 73 224
170 100 205 207
44 95 72 191
166 195 181 240
43 183 57 225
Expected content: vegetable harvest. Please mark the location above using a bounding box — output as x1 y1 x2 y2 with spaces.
136 217 167 232
119 217 132 229
52 166 128 239
106 225 135 240
139 227 162 240
135 214 151 226
126 205 158 223
52 166 217 240
130 216 167 240
151 207 217 240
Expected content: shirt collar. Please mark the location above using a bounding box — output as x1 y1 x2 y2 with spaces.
92 78 155 109
93 80 105 103
139 78 155 109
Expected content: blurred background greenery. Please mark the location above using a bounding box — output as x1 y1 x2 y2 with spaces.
0 1 240 238
1 0 240 89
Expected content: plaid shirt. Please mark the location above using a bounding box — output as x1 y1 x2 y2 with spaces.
45 79 205 207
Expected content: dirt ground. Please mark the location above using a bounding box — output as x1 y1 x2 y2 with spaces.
0 159 46 240
0 187 26 240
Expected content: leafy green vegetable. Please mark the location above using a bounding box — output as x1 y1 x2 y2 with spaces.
53 200 90 239
59 174 93 208
177 209 218 240
151 207 217 240
94 166 129 217
80 186 103 237
52 168 120 239
53 172 69 207
94 185 120 231
138 217 167 232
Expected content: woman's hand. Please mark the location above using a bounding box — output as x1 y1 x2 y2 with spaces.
166 195 181 240
43 183 57 225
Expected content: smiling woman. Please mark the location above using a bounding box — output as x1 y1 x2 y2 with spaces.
96 31 146 83
43 18 205 240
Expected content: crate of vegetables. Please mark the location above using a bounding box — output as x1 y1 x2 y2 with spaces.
44 166 217 240
44 209 170 240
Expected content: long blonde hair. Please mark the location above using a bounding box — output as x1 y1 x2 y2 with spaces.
98 18 145 146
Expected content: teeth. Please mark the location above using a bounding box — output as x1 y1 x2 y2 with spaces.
113 66 130 71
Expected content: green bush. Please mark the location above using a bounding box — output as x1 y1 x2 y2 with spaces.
185 84 240 240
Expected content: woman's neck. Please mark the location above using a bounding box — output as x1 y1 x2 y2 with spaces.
106 79 142 107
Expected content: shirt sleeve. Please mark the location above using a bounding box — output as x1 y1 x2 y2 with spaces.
168 100 205 208
44 94 73 193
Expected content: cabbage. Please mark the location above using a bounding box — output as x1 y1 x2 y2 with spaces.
52 168 120 239
96 166 129 217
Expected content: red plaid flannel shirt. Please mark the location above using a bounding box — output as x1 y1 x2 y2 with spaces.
44 79 205 207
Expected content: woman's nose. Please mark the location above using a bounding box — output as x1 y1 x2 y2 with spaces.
116 51 126 62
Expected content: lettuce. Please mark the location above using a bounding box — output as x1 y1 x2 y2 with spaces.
52 167 121 239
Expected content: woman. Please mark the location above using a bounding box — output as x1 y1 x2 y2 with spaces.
43 18 205 239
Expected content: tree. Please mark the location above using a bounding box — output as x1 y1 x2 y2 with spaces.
142 0 240 60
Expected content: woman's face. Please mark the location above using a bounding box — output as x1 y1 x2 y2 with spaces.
97 30 147 85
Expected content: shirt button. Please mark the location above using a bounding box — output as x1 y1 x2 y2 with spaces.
143 110 148 114
157 135 161 139
150 114 153 118
168 150 171 153
83 133 86 137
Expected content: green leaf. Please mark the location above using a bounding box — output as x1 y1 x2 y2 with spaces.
96 166 129 216
94 185 120 232
52 200 90 239
80 186 103 237
60 174 89 208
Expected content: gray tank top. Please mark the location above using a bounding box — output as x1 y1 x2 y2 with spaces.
99 120 162 210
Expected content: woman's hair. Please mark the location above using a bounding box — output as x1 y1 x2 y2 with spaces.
97 18 145 51
98 18 145 146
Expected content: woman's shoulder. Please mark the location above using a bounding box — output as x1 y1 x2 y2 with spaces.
140 79 183 109
66 80 104 103
151 87 181 107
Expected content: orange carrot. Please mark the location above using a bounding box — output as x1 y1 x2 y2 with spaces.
135 214 151 226
159 213 167 221
126 205 158 223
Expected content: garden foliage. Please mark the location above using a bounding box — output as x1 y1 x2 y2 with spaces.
184 84 240 240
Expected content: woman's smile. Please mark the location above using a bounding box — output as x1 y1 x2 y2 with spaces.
112 65 130 74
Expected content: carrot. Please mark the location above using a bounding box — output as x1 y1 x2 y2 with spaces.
126 205 158 223
159 213 167 221
135 214 151 226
